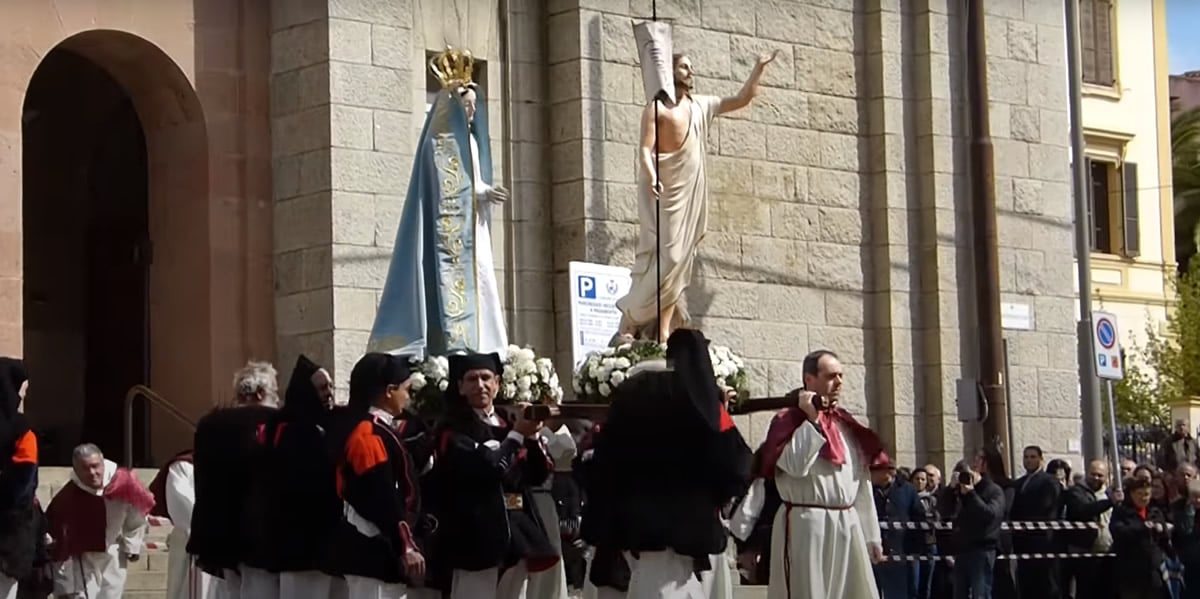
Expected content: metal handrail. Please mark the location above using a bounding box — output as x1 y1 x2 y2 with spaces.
123 384 197 468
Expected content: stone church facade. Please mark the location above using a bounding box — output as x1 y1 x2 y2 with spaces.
0 0 1079 468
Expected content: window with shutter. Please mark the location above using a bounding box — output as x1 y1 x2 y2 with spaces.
1080 0 1116 87
1080 0 1097 83
1088 159 1114 254
1121 162 1140 258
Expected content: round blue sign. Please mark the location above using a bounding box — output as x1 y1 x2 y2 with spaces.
1096 318 1116 349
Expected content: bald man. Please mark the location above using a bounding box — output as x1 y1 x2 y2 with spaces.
1061 460 1121 599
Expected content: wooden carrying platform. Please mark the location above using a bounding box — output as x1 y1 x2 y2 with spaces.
504 396 795 424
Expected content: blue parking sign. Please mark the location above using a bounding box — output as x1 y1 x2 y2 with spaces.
578 276 596 299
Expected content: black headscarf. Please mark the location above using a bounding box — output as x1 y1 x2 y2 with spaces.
327 352 413 464
664 329 723 432
0 358 30 464
347 352 413 414
280 355 325 423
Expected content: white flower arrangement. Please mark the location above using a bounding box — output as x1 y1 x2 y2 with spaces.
572 339 750 404
499 345 564 405
407 354 450 415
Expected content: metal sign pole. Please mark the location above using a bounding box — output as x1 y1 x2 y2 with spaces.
1105 379 1121 484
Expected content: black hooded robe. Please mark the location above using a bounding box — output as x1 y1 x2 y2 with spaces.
579 330 752 580
254 356 343 577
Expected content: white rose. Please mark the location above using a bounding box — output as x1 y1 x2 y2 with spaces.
610 370 626 386
599 382 612 397
518 389 533 402
572 378 583 393
410 372 428 390
438 379 448 391
504 383 518 398
586 383 596 395
614 357 631 369
517 375 533 391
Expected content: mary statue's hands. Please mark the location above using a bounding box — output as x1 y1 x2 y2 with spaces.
488 185 510 203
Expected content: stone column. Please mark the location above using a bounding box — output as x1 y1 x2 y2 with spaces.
861 0 923 466
270 0 337 382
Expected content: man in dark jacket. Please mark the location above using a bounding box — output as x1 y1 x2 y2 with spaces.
1010 445 1062 599
1061 459 1120 599
951 447 1007 599
871 460 926 599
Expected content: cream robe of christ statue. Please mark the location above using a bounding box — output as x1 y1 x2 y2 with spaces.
615 94 721 331
768 420 881 599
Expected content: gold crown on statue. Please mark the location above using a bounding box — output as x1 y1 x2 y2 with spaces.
430 47 476 89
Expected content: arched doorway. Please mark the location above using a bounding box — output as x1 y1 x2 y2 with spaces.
21 31 210 466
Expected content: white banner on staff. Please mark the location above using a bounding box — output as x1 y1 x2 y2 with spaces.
568 261 632 367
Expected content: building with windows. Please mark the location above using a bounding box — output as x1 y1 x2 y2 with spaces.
1076 0 1175 384
0 0 1081 470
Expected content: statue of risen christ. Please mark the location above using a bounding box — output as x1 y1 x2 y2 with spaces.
615 50 780 343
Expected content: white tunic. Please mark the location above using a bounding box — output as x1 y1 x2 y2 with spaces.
165 460 214 599
51 460 147 599
767 421 881 599
468 134 509 357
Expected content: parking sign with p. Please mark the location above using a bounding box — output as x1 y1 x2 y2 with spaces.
578 276 596 299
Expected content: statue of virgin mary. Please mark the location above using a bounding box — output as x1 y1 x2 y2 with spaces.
368 48 509 358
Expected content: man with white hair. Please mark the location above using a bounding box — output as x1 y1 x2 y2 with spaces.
45 443 154 599
188 361 281 599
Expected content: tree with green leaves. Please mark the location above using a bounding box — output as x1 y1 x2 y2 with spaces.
1118 258 1200 427
1173 107 1200 273
1109 354 1167 428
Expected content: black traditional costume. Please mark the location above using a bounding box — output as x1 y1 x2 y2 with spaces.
579 329 752 597
327 352 431 599
254 355 344 598
186 394 278 592
0 359 40 595
426 352 557 599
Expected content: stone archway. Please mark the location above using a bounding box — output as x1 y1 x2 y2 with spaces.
21 30 211 466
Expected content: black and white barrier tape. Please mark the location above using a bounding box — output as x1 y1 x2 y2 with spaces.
883 552 1115 562
879 520 1172 531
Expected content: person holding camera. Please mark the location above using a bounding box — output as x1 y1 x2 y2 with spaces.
757 349 888 599
946 447 1007 599
424 352 558 599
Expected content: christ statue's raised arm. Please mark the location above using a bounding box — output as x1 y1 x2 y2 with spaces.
718 49 780 115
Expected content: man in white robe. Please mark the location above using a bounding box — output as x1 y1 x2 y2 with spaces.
758 350 887 599
616 47 778 343
151 451 214 599
46 444 154 599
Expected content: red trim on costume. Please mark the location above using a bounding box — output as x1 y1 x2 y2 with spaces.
345 422 389 476
526 555 561 573
717 404 735 432
10 430 37 465
273 423 287 448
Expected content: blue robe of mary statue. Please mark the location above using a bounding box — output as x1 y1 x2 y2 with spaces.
368 78 509 358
